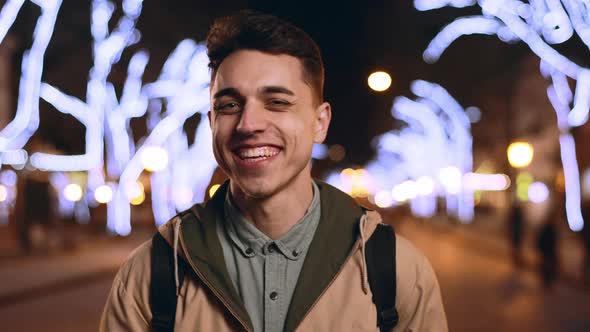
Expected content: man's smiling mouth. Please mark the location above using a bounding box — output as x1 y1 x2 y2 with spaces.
233 146 281 163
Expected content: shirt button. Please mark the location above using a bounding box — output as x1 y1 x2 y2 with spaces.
268 244 275 253
245 248 253 255
269 291 278 301
292 250 299 257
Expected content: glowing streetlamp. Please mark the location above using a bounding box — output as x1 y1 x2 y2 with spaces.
507 142 534 168
94 184 113 204
64 183 83 202
368 71 392 92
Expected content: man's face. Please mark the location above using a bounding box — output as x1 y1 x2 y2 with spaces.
209 50 331 199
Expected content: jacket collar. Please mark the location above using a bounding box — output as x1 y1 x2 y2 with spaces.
181 180 364 331
283 181 363 331
183 181 253 330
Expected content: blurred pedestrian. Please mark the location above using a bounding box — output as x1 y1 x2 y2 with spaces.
508 204 524 268
536 212 558 288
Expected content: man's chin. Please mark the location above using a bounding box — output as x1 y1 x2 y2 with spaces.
231 178 276 200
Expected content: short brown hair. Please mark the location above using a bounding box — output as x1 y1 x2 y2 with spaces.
206 10 325 103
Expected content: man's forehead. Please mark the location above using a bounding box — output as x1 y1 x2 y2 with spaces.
210 50 309 94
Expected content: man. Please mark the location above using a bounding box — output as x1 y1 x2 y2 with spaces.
100 10 447 331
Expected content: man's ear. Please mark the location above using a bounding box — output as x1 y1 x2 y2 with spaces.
313 102 331 143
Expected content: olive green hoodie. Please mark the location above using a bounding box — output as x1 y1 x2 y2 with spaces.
100 182 447 331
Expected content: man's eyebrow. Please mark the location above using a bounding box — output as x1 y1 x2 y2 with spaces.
260 86 295 96
213 87 242 99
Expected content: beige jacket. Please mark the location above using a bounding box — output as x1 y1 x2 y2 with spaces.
100 182 447 331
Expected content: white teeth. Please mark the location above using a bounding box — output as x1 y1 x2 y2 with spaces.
237 146 279 159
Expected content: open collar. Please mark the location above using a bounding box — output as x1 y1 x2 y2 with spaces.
181 180 363 332
223 181 321 261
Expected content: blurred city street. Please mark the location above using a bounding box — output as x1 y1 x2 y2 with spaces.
398 219 590 332
1 216 589 332
1 1 590 331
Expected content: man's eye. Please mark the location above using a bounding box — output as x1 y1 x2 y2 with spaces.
267 99 292 109
214 102 241 113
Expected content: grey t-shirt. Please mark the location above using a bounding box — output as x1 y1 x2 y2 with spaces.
216 182 321 332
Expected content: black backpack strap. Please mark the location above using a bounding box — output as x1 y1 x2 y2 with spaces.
150 213 191 332
365 223 399 331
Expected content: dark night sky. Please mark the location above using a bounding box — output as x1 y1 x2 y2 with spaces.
11 0 589 172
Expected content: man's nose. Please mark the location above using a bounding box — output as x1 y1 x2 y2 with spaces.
235 103 267 134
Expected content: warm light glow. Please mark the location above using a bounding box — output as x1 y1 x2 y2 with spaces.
64 183 83 202
0 185 7 202
350 187 370 198
374 190 394 208
125 181 145 205
340 168 356 180
350 169 372 198
507 142 534 168
338 168 372 197
130 191 145 205
209 184 220 198
94 184 113 204
368 71 392 92
141 146 169 172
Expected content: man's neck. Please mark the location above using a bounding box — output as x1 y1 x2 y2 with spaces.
229 178 315 240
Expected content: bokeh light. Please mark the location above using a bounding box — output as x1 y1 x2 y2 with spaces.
64 183 83 202
0 170 17 186
507 142 534 168
528 182 550 204
392 180 417 202
374 190 394 208
465 106 481 123
125 181 145 205
415 176 435 196
141 146 169 172
94 184 113 204
439 166 462 194
367 71 392 92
